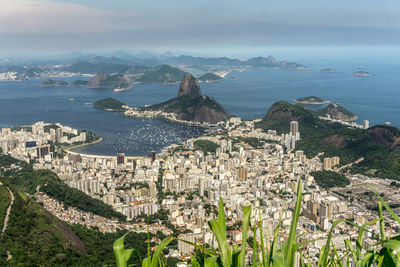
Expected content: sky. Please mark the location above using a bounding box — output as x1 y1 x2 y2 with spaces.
0 0 400 57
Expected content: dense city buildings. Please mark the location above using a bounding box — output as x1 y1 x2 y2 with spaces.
1 119 399 264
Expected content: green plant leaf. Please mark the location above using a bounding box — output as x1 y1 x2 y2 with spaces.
285 179 303 267
239 205 251 267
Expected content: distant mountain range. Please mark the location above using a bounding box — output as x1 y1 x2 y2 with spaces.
0 52 309 81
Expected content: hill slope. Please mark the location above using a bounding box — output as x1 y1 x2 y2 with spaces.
0 181 90 266
313 103 357 121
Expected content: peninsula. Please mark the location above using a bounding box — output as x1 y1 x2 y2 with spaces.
124 74 230 125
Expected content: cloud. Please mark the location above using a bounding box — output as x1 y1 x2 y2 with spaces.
0 0 121 33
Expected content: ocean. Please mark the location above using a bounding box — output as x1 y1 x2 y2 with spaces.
0 60 399 156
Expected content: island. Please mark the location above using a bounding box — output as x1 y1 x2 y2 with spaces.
93 98 126 111
198 73 223 82
320 68 337 72
294 96 328 105
40 78 69 87
352 71 372 77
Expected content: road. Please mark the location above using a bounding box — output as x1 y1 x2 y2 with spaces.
1 185 15 261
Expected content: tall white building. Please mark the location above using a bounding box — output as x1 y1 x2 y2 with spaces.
363 120 370 129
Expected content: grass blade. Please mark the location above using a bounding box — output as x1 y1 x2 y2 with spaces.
378 201 386 241
285 179 303 266
239 205 252 267
259 212 267 267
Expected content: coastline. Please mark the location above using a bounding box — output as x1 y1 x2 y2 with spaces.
63 137 104 153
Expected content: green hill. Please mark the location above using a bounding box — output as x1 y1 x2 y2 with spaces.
136 65 187 84
256 101 400 179
0 181 91 266
198 73 223 82
312 103 357 121
94 98 126 111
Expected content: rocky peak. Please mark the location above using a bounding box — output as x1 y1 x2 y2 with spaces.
177 74 201 97
87 73 108 88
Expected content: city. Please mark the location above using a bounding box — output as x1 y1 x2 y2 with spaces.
1 117 398 265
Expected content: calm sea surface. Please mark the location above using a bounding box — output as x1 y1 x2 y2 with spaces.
0 61 399 156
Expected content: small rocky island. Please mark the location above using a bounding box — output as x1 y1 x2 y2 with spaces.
320 68 337 72
40 78 69 87
295 96 328 105
352 71 372 77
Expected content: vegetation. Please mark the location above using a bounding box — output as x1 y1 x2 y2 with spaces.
44 124 60 132
310 170 350 188
194 140 219 154
94 97 126 111
72 224 154 266
0 181 92 266
10 126 32 132
233 137 265 149
136 64 186 84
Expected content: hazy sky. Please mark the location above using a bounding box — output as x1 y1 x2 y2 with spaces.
1 0 399 56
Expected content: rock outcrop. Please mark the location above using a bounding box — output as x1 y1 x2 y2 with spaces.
87 73 108 88
177 74 201 97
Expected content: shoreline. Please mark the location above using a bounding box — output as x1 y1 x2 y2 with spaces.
63 137 104 153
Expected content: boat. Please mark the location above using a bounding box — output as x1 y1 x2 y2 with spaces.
114 86 132 92
69 98 75 101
